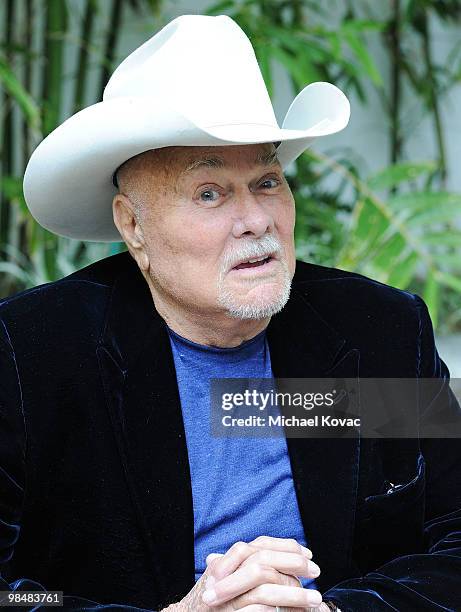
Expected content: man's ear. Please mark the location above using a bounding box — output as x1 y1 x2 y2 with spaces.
112 193 149 272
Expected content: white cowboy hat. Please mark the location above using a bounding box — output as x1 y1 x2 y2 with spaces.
23 13 351 242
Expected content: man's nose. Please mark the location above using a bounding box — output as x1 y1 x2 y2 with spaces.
231 192 275 239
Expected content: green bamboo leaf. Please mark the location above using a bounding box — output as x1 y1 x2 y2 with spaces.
354 200 389 243
0 177 29 216
338 204 390 268
388 192 461 216
206 0 234 15
424 233 461 246
255 43 273 98
0 42 40 58
368 161 437 191
270 45 322 88
341 19 386 33
264 25 302 50
0 56 41 129
387 252 420 288
56 252 80 277
0 262 32 284
408 201 461 225
372 234 407 270
435 271 461 293
432 253 461 268
265 26 330 65
343 31 383 86
325 32 342 62
206 0 235 15
143 0 163 14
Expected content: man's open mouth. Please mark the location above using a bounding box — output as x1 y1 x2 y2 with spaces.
232 255 274 270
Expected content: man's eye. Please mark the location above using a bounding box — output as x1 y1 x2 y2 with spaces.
199 188 220 202
260 178 280 189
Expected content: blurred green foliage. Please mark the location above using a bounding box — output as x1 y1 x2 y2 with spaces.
1 0 460 332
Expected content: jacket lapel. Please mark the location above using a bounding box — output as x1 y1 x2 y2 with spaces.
97 256 196 607
266 284 361 591
97 255 361 603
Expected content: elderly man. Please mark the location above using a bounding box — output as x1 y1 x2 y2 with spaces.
1 13 461 612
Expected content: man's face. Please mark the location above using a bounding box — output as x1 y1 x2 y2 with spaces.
126 143 296 320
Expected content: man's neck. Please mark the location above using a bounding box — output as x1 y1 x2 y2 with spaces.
163 312 270 348
148 286 270 348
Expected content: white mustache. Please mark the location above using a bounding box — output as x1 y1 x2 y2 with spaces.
221 234 283 273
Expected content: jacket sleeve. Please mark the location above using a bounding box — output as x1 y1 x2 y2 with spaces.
0 317 160 612
322 294 461 612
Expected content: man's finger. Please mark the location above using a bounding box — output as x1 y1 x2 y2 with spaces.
249 536 313 560
239 549 320 578
207 537 314 581
201 562 308 606
203 579 323 609
204 550 318 606
206 553 224 564
202 563 283 605
206 541 260 580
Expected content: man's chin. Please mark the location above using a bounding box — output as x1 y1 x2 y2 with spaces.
217 285 291 320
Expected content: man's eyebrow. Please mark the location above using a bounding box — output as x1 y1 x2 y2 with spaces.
183 156 225 173
182 148 280 174
255 148 280 167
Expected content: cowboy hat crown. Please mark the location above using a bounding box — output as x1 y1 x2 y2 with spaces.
23 14 350 242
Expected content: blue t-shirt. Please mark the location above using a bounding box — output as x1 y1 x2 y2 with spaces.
167 326 318 591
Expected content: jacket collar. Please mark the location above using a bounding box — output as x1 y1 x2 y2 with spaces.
97 254 361 606
100 252 350 375
266 281 361 592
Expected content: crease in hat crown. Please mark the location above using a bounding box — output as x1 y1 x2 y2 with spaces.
102 14 279 130
22 13 351 242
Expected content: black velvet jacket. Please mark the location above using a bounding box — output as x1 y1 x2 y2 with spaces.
0 251 460 611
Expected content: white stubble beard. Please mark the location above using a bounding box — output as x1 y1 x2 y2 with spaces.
216 234 293 320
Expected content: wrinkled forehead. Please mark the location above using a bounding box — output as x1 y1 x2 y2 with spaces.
178 142 279 177
113 142 279 190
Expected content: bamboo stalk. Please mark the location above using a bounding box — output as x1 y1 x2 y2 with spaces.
291 0 303 25
20 0 34 262
42 0 67 136
98 0 123 99
420 10 447 188
389 0 402 167
1 0 15 250
41 0 67 279
22 0 33 170
74 0 97 113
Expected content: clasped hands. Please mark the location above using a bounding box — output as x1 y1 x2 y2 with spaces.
166 535 329 611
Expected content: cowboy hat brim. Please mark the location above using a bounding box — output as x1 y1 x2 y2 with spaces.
23 81 350 242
